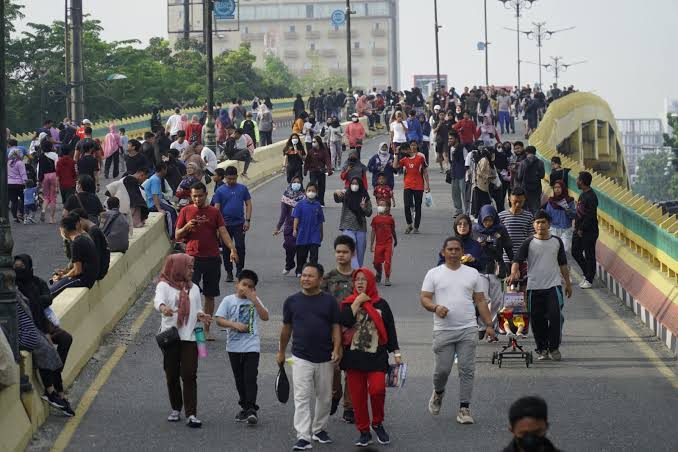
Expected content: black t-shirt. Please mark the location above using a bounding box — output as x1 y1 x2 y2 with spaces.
282 291 340 363
64 192 104 218
77 154 98 178
70 234 99 288
87 225 110 280
125 153 150 175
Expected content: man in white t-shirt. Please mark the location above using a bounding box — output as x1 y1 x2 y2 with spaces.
420 236 495 425
198 143 218 173
170 130 189 155
165 108 183 139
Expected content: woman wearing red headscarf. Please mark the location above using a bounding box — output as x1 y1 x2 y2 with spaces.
339 268 401 447
154 254 212 428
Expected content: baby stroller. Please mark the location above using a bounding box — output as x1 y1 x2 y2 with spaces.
492 283 534 368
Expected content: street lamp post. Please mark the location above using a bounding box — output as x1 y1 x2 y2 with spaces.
542 56 586 85
523 22 574 87
203 0 216 150
499 0 538 89
434 0 442 90
345 0 354 91
483 0 489 87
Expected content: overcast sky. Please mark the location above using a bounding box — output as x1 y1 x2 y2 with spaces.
13 0 678 118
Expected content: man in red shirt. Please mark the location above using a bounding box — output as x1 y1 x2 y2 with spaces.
393 140 430 234
370 200 397 286
175 182 238 337
56 147 78 205
453 112 479 149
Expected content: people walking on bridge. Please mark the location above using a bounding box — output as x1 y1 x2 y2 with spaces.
339 268 401 447
154 253 212 428
38 138 59 224
510 210 572 361
214 269 269 425
499 188 534 279
283 133 306 183
277 263 342 451
304 136 333 207
393 140 430 234
334 177 373 269
7 146 28 223
292 183 324 277
346 113 366 159
326 116 344 170
212 166 252 283
448 132 467 217
572 171 599 289
321 235 356 423
544 180 576 254
516 146 545 214
421 237 496 425
367 143 395 191
370 200 397 286
275 176 305 275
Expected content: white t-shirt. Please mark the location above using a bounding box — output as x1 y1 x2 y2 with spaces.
170 140 189 154
166 114 182 135
153 282 204 341
390 121 408 143
201 146 218 172
421 264 482 331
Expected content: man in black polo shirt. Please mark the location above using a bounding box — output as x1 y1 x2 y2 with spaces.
572 171 599 289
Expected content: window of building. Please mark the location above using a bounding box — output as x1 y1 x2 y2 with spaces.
306 24 313 32
354 41 360 49
310 42 316 50
374 23 381 31
244 26 249 34
306 4 314 18
289 25 296 32
368 40 376 49
304 62 311 70
334 25 339 31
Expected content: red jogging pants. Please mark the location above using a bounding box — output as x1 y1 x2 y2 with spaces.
373 243 393 277
346 369 386 432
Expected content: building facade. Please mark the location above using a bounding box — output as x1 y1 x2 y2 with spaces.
168 0 400 91
616 118 664 179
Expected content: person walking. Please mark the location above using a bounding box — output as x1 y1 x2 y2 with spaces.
340 149 369 190
334 178 373 269
7 147 28 223
367 142 395 190
103 124 121 179
448 133 467 217
370 200 397 286
154 253 212 428
420 237 496 424
304 136 333 206
292 183 325 277
499 187 534 278
516 146 545 214
56 146 77 206
326 116 344 170
544 180 576 254
571 171 599 289
277 263 342 451
393 140 430 234
339 268 401 447
275 176 305 275
283 133 306 183
510 210 572 361
470 147 500 218
346 114 366 158
212 166 252 282
257 103 274 147
38 139 59 224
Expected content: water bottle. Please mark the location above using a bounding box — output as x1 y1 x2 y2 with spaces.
195 325 208 358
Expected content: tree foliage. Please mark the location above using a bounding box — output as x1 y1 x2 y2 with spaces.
633 151 678 202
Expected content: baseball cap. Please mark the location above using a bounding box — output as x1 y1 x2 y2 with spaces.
434 105 441 110
82 119 92 125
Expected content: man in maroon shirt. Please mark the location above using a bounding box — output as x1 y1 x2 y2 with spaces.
56 147 78 205
453 112 479 150
176 182 238 337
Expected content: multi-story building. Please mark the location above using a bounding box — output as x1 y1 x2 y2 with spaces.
616 118 664 178
168 0 400 90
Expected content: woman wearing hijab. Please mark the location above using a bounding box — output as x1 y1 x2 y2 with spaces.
185 115 203 144
437 214 483 271
339 268 400 447
544 180 576 253
477 116 501 148
470 147 499 218
327 116 344 169
334 177 373 268
257 103 273 146
477 92 494 122
283 133 306 183
304 136 333 206
103 124 121 179
274 176 305 275
7 147 28 222
154 253 211 428
179 114 189 133
367 142 395 189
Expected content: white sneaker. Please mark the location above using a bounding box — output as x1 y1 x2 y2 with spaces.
282 268 291 275
456 407 474 424
579 280 593 289
167 410 180 422
428 390 444 415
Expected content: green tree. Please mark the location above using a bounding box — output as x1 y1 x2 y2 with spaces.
633 151 678 202
664 113 678 171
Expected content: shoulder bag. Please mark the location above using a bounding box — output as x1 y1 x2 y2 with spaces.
156 326 180 350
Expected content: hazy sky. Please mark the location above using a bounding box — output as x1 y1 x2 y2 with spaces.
13 0 678 118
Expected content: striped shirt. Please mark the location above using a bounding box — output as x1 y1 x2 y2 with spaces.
17 302 38 351
498 209 534 263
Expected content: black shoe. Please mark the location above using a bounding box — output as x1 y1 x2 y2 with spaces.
235 410 248 423
312 431 333 444
330 396 340 416
226 272 234 283
41 391 66 409
375 271 382 283
246 410 258 425
60 399 75 417
355 431 372 447
371 424 390 444
342 409 355 424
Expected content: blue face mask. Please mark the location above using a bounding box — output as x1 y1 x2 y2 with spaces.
291 183 301 191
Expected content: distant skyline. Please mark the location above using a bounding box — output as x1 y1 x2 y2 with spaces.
12 0 678 119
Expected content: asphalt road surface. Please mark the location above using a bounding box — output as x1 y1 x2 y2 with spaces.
25 132 678 452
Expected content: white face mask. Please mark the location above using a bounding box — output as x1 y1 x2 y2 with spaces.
312 142 319 148
306 191 317 199
291 182 301 191
291 138 299 145
350 184 359 192
352 118 359 122
377 206 387 214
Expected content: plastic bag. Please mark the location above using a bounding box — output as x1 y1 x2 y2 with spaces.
424 191 433 208
386 362 408 388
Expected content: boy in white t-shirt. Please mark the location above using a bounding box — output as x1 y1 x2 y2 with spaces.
420 236 495 426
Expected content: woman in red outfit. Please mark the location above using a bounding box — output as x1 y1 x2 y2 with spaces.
339 268 401 447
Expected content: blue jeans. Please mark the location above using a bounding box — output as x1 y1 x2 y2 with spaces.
341 229 367 269
498 111 510 134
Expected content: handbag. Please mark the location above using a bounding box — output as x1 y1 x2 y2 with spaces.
342 326 356 347
156 326 180 350
275 363 290 404
445 169 452 184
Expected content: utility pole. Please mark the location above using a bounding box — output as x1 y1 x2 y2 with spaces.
541 56 586 85
499 0 538 89
483 0 489 87
64 0 71 118
183 0 191 42
434 0 441 90
522 22 574 88
69 0 84 121
203 0 215 149
345 0 353 91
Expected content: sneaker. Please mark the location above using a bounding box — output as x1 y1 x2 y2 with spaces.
456 407 474 424
375 270 382 283
42 391 66 409
60 399 75 417
295 273 302 278
282 268 291 276
536 350 551 361
28 217 36 224
371 424 390 445
579 280 593 289
293 439 313 450
23 219 30 225
342 409 355 424
549 349 562 361
428 390 444 416
235 410 248 422
226 272 234 283
246 410 258 425
384 278 392 286
168 410 180 422
312 431 333 444
330 397 340 416
404 225 413 234
355 431 372 447
413 228 420 234
40 211 45 222
186 415 202 428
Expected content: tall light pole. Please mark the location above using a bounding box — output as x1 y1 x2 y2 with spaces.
203 0 215 149
434 0 442 90
483 0 489 87
345 0 354 91
69 0 84 120
499 0 538 89
524 22 574 87
542 56 586 85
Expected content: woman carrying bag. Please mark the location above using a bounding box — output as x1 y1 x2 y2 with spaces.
339 268 401 447
154 254 212 428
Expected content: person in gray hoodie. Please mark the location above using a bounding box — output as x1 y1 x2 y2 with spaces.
101 197 130 253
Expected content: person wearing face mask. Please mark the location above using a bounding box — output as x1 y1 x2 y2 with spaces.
304 136 333 206
470 147 500 218
392 141 430 234
502 396 561 452
283 133 306 183
334 178 373 269
326 116 344 169
302 115 319 151
346 114 366 159
494 142 512 212
340 149 369 190
292 183 324 277
275 176 306 275
367 142 395 189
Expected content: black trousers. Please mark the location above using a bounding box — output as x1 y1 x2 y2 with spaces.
420 141 430 166
60 187 75 206
295 244 319 275
260 131 273 146
223 224 246 276
163 341 198 417
38 327 72 394
403 189 423 228
309 170 326 206
572 232 598 283
104 151 120 178
8 184 24 219
286 165 302 183
493 180 510 213
525 189 542 214
528 287 564 352
228 352 260 411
